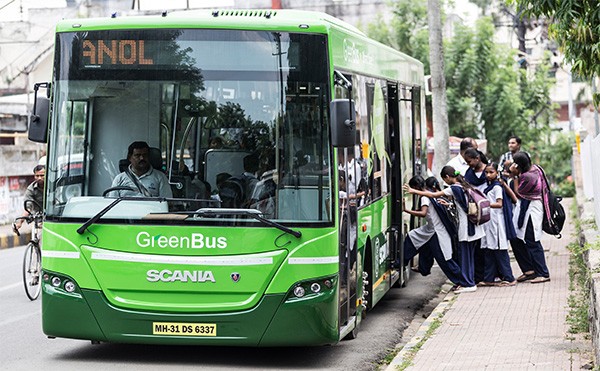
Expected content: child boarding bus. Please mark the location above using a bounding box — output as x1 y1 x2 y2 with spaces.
29 9 426 346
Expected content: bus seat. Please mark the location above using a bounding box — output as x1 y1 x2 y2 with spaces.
148 147 163 171
118 159 129 172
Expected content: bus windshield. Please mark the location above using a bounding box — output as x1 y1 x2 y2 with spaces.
46 29 332 225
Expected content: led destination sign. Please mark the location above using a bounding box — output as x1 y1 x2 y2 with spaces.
81 40 155 67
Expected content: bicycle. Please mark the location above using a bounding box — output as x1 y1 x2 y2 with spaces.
13 200 43 301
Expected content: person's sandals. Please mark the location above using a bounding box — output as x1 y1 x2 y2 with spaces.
477 281 497 287
530 276 551 284
516 272 536 282
498 280 517 286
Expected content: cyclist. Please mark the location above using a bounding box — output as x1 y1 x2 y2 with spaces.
14 164 45 232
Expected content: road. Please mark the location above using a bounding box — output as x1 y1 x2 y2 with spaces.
0 244 446 370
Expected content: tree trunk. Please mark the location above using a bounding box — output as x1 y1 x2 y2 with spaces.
427 0 450 177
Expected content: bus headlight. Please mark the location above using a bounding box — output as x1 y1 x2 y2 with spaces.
51 276 61 287
293 286 305 298
64 281 76 293
286 275 337 301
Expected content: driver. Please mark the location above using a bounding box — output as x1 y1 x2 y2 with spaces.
110 141 172 198
14 164 45 231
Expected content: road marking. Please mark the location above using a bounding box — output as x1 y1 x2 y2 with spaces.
0 282 21 292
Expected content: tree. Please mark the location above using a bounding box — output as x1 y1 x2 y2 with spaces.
364 0 430 72
511 0 600 105
427 0 450 174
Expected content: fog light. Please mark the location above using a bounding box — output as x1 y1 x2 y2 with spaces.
51 277 61 287
323 279 332 289
43 273 50 282
293 286 305 298
310 282 321 293
64 281 76 293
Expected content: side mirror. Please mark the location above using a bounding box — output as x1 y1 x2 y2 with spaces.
330 99 356 148
28 82 50 143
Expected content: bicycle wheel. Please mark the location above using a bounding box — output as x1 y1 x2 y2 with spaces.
23 243 42 301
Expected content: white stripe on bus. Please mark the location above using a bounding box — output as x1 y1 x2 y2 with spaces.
90 251 275 266
43 251 80 259
288 257 338 264
42 228 79 249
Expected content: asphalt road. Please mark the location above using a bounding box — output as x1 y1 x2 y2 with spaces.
0 244 446 370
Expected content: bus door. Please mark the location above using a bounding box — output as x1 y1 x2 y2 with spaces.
338 146 359 330
387 83 403 272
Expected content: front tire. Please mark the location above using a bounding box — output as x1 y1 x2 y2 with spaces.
23 243 41 301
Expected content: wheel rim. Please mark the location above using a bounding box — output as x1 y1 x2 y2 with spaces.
22 244 41 300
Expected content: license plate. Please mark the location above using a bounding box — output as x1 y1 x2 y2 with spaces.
152 322 217 336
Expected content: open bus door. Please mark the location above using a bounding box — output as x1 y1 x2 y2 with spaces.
388 83 404 283
331 88 360 339
337 146 360 339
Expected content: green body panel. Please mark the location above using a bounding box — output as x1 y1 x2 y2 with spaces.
42 283 338 346
42 222 338 312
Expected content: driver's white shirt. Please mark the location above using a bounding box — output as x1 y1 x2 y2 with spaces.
111 166 172 197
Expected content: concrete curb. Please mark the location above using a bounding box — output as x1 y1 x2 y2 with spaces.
385 289 455 370
0 229 31 249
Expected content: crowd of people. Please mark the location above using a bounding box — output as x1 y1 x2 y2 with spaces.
403 135 551 293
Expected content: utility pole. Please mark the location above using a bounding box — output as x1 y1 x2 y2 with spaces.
427 0 450 176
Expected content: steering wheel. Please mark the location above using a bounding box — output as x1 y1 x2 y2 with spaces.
102 186 136 197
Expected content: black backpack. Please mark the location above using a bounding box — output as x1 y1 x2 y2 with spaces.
538 165 566 238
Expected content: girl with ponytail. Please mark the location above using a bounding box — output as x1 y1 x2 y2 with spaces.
479 162 516 286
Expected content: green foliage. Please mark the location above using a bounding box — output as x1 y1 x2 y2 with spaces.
444 17 555 160
535 131 574 194
364 0 431 72
366 1 563 170
511 0 600 106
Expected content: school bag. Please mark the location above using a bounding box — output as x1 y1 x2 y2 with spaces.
537 165 565 238
465 187 491 225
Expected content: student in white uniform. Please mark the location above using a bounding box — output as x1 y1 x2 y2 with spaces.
402 175 469 288
462 148 489 283
404 166 484 293
510 152 550 284
479 162 516 286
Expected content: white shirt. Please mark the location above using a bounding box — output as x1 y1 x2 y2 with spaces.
443 186 485 242
446 154 469 176
426 197 454 260
482 184 509 250
472 171 487 193
408 197 435 248
513 199 543 242
111 166 173 198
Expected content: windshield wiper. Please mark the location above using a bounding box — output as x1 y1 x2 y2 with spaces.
170 208 302 239
77 196 168 235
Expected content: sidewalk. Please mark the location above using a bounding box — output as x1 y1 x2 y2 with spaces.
386 198 594 370
0 222 31 249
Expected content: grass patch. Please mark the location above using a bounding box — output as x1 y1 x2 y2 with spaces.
394 317 443 370
566 196 591 336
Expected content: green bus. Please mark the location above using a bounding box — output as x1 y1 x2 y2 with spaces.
30 9 426 346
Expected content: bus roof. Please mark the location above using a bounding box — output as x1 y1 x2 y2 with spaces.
56 9 424 85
